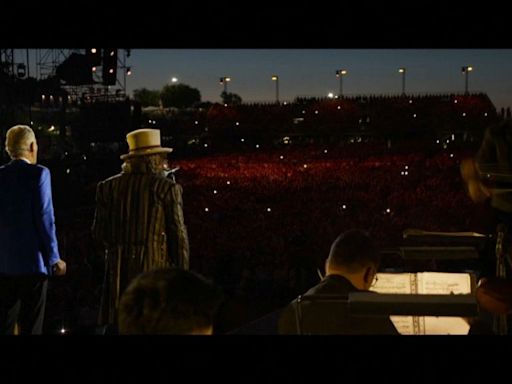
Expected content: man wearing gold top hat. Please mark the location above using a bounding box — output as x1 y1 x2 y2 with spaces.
92 128 189 327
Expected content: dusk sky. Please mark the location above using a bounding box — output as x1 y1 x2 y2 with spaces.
124 49 512 109
19 49 512 110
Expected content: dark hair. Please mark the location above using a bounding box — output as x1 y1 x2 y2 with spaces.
119 268 224 334
327 229 380 273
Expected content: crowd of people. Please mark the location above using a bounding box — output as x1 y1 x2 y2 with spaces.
161 93 497 140
1 89 504 334
15 133 491 333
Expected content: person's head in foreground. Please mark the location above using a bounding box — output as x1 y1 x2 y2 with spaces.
325 228 380 290
5 125 38 164
119 268 223 335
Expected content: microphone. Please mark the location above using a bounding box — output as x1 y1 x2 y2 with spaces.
164 166 180 179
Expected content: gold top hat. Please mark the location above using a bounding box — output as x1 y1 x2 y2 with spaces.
120 128 173 160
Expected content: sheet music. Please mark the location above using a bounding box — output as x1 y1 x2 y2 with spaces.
371 273 415 335
371 273 413 294
420 317 470 335
371 272 473 335
417 272 472 295
389 316 415 335
418 272 472 335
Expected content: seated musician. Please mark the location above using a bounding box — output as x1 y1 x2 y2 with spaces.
278 229 399 335
461 118 512 329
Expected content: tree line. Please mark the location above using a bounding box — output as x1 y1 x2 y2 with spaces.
133 84 242 108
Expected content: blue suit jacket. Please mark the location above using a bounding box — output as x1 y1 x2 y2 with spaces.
0 159 60 275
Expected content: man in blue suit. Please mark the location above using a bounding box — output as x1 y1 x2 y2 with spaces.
0 125 66 335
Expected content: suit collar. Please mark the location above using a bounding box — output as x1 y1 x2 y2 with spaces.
10 158 31 165
16 157 31 164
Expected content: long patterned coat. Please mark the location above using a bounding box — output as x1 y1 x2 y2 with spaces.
92 171 189 325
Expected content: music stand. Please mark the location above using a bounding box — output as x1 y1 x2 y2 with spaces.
294 293 478 335
348 292 478 317
398 246 479 260
402 229 490 250
380 246 481 276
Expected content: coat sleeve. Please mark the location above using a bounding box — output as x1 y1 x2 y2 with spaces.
165 183 190 270
33 167 60 268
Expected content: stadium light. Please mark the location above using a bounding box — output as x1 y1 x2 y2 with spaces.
220 76 231 93
398 67 406 95
335 69 347 97
271 75 279 104
461 66 473 94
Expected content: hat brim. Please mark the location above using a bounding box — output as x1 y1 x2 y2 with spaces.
120 147 173 160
